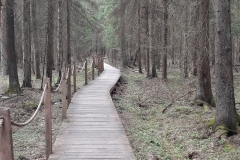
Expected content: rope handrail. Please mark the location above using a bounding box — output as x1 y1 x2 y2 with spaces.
65 68 70 80
71 65 74 75
0 118 3 127
11 84 48 127
79 61 86 72
53 72 64 92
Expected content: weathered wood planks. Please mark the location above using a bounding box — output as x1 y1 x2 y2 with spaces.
49 64 135 160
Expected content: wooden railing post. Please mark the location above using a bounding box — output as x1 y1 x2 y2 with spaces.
44 78 52 159
67 64 71 107
98 57 100 76
85 59 88 85
73 62 76 93
61 72 67 120
102 57 104 71
92 58 95 80
0 108 14 160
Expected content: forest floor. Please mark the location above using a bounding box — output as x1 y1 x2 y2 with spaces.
1 61 240 159
0 61 95 160
113 65 240 160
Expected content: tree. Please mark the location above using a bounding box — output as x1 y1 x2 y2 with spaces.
32 0 41 79
1 0 8 75
162 0 168 80
140 0 149 76
22 0 32 87
120 0 128 68
6 0 21 94
213 0 238 132
46 0 54 85
137 3 142 74
149 0 157 77
57 0 63 83
194 0 214 106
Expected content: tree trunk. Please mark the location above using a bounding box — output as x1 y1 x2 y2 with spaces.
57 0 63 83
137 3 142 73
32 0 41 79
194 0 214 106
140 0 149 75
6 0 21 94
149 0 157 77
22 0 32 87
1 0 8 75
46 0 54 85
162 0 168 80
213 0 237 132
120 0 128 68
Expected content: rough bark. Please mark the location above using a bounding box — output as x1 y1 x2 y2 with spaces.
162 0 168 80
46 0 54 85
6 0 21 94
32 0 41 79
140 0 149 76
137 3 142 73
120 0 128 68
22 0 32 87
213 0 237 132
57 0 63 83
1 0 8 75
149 0 157 77
194 0 214 106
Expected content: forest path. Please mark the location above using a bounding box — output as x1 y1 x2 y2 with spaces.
49 64 135 160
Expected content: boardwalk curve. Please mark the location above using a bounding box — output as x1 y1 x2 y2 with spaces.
49 64 135 160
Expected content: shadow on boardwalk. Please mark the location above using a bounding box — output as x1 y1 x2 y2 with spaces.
49 64 135 159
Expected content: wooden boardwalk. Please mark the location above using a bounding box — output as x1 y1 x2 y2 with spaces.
49 64 135 160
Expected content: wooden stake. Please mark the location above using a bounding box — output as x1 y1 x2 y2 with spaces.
92 58 95 80
73 62 76 93
98 57 100 76
0 108 14 160
67 64 71 107
61 73 67 120
44 78 52 159
85 59 88 85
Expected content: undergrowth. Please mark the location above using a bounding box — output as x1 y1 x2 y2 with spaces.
114 67 240 160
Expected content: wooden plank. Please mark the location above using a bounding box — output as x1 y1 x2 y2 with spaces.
49 64 135 160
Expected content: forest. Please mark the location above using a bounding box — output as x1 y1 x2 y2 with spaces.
0 0 240 159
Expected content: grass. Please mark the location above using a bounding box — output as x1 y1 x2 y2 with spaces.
113 66 240 160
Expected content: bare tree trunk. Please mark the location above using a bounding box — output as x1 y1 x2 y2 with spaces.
213 0 237 132
6 0 21 94
162 0 168 80
22 0 32 87
57 0 63 83
32 0 41 79
194 0 214 106
183 8 189 78
46 0 54 85
1 0 8 75
137 3 142 74
120 0 128 68
149 0 157 77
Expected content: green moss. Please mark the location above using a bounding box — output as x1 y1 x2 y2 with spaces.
210 97 216 107
204 105 210 112
6 87 22 95
223 143 235 153
207 118 215 128
237 113 240 125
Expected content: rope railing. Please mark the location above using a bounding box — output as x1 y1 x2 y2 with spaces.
0 55 105 160
65 67 70 80
79 61 86 72
0 118 3 127
11 84 47 127
53 72 64 92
